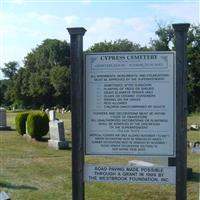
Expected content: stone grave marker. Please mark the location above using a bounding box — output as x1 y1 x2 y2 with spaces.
191 141 200 154
190 124 199 131
0 108 10 130
49 110 56 121
0 108 7 127
48 110 68 149
0 191 10 200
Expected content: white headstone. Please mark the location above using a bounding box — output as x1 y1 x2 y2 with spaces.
45 108 49 113
49 110 56 121
0 191 10 200
190 124 199 131
48 120 68 150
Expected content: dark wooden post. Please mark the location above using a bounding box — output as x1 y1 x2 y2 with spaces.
173 23 190 200
67 27 86 200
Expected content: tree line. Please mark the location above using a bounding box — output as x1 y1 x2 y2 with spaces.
0 24 199 112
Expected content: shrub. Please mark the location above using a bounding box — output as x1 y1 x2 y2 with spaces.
15 112 30 135
26 112 49 140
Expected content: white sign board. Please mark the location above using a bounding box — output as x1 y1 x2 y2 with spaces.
84 52 176 156
84 164 176 185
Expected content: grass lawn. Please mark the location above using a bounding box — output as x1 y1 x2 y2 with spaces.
0 111 199 200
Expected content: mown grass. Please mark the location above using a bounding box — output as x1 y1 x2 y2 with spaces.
0 111 199 200
187 112 200 126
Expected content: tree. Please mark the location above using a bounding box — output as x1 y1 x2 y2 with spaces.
0 80 8 106
2 39 71 109
87 39 148 52
28 69 54 107
50 66 71 106
0 61 19 106
151 24 200 112
187 24 200 112
9 68 32 108
19 39 71 108
150 24 174 51
1 61 19 79
24 39 70 71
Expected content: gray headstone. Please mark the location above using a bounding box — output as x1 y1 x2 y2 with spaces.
49 121 65 141
0 108 10 130
191 147 200 153
49 110 56 121
0 108 6 127
48 120 68 149
191 142 200 153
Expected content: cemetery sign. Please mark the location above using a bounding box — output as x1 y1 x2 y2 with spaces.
84 52 176 156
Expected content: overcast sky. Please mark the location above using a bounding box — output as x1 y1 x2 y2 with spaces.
0 0 199 79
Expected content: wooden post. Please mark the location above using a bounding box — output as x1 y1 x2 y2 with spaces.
67 27 86 200
173 23 190 200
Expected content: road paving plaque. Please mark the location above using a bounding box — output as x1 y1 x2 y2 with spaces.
84 52 176 156
84 164 176 185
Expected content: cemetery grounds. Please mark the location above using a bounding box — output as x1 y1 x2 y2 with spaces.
0 111 199 200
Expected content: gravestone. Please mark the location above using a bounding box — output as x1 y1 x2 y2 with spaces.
48 115 68 150
0 108 10 130
0 108 7 127
190 124 199 131
49 110 56 121
0 191 10 200
191 141 200 154
187 141 193 148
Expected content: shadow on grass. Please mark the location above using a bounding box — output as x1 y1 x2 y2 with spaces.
189 172 200 183
0 128 16 132
37 137 50 142
9 128 16 131
0 181 38 190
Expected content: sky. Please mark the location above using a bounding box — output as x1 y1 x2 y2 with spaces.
0 0 199 79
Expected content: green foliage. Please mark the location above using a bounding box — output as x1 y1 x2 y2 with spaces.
0 62 20 106
150 24 174 51
150 23 200 112
24 39 70 70
22 39 71 108
87 39 148 52
28 69 54 108
11 68 34 108
2 39 71 109
50 66 71 106
15 112 29 135
0 80 8 106
187 24 200 112
50 66 70 95
1 61 19 79
26 112 49 139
